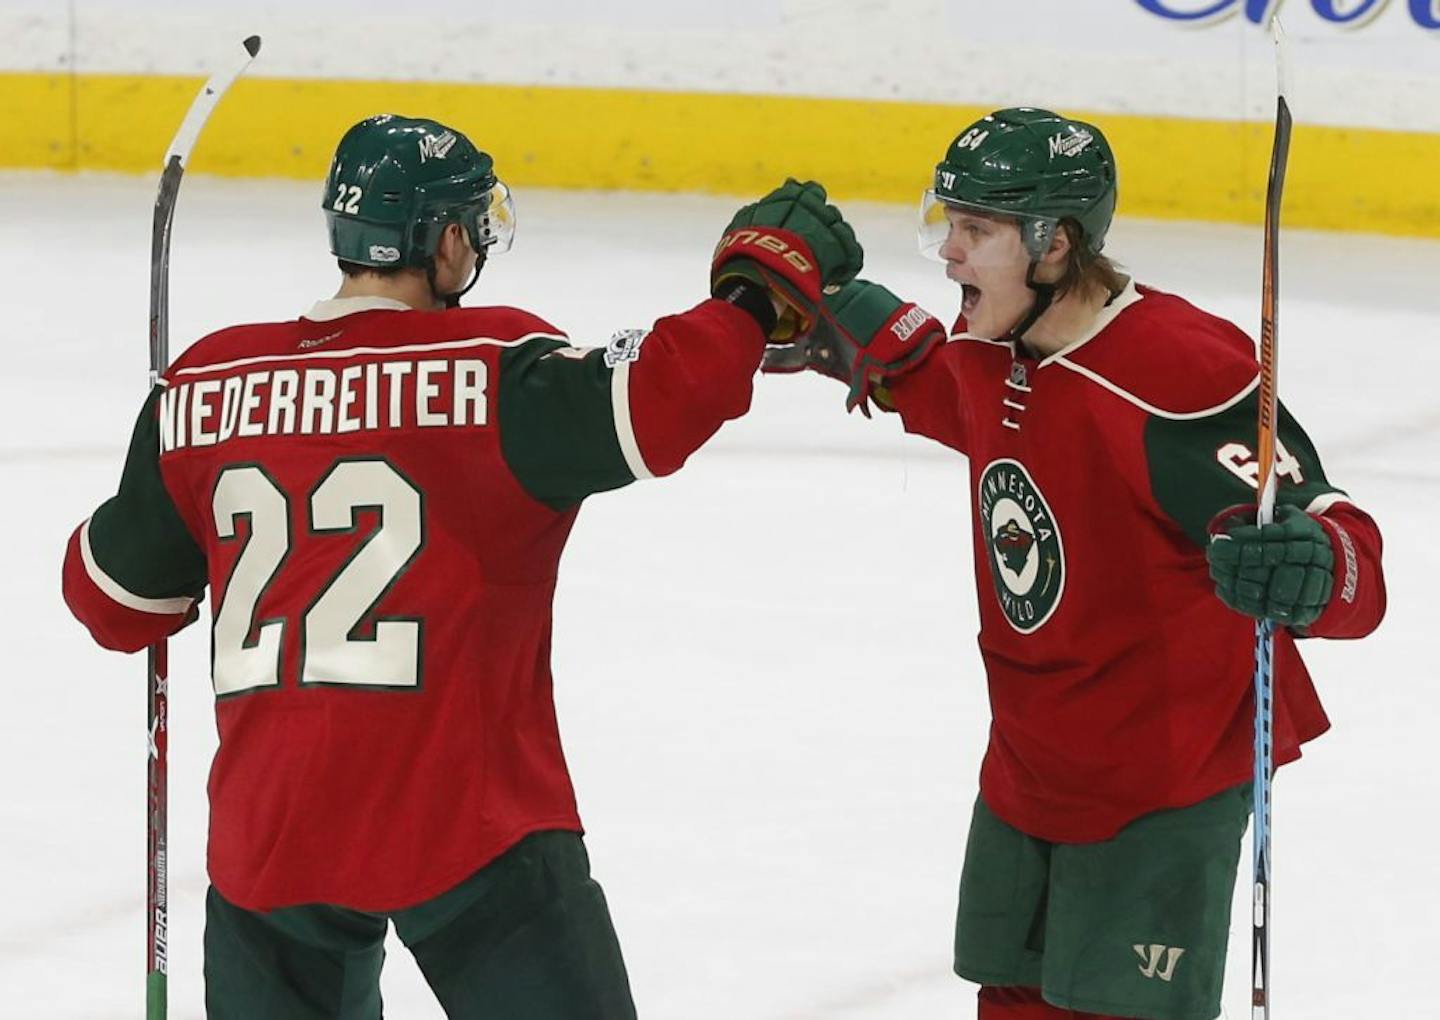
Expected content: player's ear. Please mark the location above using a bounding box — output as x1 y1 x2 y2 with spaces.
438 221 469 264
1041 223 1071 266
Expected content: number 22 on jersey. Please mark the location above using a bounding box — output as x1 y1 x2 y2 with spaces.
211 457 424 696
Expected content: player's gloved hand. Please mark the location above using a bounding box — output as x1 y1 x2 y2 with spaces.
762 278 946 416
711 179 863 341
1206 503 1335 627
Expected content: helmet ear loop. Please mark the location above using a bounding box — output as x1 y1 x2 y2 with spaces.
444 215 491 308
423 257 445 308
424 250 487 310
446 249 487 309
1005 260 1057 343
1005 221 1060 342
423 220 489 309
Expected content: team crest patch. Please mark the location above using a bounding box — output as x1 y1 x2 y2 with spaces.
603 328 649 367
978 459 1065 633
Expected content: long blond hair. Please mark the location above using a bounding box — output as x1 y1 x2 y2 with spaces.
1052 217 1127 299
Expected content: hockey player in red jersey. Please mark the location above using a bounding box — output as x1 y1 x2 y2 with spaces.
765 108 1385 1020
61 113 861 1019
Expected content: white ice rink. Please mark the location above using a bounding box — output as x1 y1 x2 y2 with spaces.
1 171 1436 1018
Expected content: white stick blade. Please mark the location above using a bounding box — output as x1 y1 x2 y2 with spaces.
1269 17 1290 100
164 35 262 167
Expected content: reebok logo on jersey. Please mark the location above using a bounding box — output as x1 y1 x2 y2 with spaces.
298 330 344 350
978 459 1065 634
1133 944 1185 982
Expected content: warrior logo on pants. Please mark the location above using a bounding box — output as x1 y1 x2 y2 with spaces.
978 458 1065 634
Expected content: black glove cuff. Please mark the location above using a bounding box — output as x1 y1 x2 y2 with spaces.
713 276 779 338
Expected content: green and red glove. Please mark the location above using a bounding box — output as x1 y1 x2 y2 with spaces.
762 278 946 415
711 179 863 341
1206 503 1336 627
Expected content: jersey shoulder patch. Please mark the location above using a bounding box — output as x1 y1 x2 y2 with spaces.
1056 285 1258 419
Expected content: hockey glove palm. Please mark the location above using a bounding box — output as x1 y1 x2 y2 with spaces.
712 179 863 341
762 278 946 415
1207 503 1335 627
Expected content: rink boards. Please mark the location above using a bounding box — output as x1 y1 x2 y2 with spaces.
2 0 1439 238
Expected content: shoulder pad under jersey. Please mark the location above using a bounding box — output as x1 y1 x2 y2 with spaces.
434 305 566 344
1049 284 1259 420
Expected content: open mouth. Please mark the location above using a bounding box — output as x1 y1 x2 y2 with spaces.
961 284 982 317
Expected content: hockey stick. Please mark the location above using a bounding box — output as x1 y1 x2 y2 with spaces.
146 35 261 1020
1251 18 1290 1020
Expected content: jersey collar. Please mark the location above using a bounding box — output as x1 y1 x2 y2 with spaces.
303 296 414 322
1036 277 1142 367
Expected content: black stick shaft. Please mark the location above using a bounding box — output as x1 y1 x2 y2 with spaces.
143 35 260 1018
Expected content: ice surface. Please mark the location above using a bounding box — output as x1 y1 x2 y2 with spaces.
1 172 1435 1018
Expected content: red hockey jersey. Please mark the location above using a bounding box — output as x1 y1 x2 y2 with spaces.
63 295 765 910
886 282 1386 843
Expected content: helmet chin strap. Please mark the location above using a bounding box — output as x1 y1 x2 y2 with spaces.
425 249 488 309
1005 260 1056 345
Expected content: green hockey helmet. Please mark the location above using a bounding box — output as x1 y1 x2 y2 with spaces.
324 114 514 270
918 107 1117 263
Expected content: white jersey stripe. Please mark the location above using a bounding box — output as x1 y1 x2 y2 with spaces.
1306 492 1351 516
80 519 195 616
170 333 566 379
610 360 654 481
1053 359 1260 421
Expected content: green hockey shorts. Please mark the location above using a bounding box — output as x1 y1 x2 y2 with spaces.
954 784 1251 1020
204 829 636 1020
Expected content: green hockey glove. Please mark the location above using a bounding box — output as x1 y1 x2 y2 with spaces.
762 278 946 416
711 179 863 341
1206 503 1335 627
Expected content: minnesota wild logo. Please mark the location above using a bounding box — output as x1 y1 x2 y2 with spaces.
977 459 1065 633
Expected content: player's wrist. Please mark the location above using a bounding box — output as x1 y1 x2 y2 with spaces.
713 275 779 337
760 278 944 416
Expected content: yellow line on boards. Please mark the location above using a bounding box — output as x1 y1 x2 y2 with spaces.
3 72 1436 238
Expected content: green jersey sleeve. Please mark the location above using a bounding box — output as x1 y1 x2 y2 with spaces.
1145 392 1347 547
498 337 637 511
88 387 208 599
